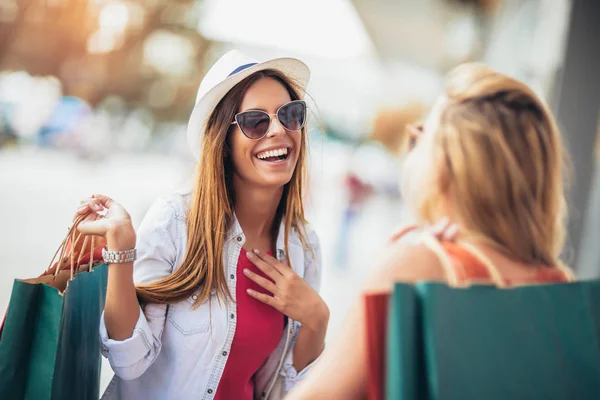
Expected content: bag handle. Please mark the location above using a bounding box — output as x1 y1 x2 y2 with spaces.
456 240 507 288
420 233 507 288
47 213 96 279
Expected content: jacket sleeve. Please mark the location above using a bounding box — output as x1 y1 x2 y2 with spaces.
279 228 323 392
99 196 180 381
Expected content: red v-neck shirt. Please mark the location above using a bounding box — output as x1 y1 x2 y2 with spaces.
214 251 285 399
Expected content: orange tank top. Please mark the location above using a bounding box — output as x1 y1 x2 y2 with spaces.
440 242 572 286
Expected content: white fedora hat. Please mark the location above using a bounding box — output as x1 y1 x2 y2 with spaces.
186 50 311 160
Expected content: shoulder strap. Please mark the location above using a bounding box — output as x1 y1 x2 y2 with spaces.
554 261 576 282
420 233 461 287
420 233 506 288
456 241 507 288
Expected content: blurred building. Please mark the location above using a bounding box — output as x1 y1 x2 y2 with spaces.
0 0 208 120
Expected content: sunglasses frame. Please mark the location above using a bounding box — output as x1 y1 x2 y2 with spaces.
231 100 307 140
406 123 424 150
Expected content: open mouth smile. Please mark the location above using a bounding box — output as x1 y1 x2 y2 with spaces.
255 147 290 163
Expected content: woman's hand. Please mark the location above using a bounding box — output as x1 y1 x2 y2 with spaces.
244 250 329 331
387 218 459 245
75 194 136 250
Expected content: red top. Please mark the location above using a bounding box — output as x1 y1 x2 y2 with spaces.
214 251 285 400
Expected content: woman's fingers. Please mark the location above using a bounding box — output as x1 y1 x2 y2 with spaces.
72 194 133 241
246 289 279 309
245 251 283 282
77 217 112 236
387 225 419 244
243 268 278 295
77 197 105 214
250 249 290 276
431 217 450 237
73 194 112 235
90 194 116 208
429 218 459 242
441 223 459 241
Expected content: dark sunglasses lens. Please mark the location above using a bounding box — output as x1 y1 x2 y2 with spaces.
237 111 270 139
278 102 306 131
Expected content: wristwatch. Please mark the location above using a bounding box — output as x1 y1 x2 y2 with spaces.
102 246 137 264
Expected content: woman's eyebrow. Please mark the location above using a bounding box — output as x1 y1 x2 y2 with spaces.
240 103 287 113
240 107 267 112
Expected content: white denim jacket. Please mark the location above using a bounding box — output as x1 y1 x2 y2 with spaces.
100 192 322 400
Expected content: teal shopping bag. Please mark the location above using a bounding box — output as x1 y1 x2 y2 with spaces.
0 219 108 400
386 281 600 400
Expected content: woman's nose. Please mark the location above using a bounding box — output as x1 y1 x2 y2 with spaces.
266 116 286 138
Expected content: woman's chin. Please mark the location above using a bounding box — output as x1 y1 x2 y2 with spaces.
256 173 294 189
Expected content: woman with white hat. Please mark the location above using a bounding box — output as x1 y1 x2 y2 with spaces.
75 50 329 400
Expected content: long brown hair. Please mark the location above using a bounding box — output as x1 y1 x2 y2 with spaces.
136 69 310 305
417 63 567 266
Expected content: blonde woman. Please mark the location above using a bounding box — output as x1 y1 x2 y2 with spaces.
75 51 329 400
287 63 574 399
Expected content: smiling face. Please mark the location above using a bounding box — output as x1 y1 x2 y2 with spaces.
228 77 303 189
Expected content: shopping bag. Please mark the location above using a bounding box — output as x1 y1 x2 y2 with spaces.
385 280 600 399
365 293 390 400
365 286 425 400
0 214 108 400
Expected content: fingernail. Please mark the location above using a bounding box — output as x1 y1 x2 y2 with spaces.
246 251 253 258
253 249 260 254
433 218 448 232
243 269 249 275
445 224 459 238
246 289 253 295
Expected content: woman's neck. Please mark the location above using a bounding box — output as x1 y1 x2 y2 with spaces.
233 179 284 244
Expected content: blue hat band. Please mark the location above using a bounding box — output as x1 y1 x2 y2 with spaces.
228 63 258 77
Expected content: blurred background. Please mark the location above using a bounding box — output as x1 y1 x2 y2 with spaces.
0 0 599 391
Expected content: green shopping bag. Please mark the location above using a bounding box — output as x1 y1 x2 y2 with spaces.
0 216 108 400
386 281 600 400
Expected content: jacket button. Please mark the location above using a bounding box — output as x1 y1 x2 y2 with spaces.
230 313 235 319
207 389 213 394
236 236 242 242
222 351 227 356
191 294 198 301
230 274 234 279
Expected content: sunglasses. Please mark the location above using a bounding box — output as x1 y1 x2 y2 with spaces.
231 100 307 140
407 124 424 150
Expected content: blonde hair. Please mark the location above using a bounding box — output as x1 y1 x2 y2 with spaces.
419 63 567 266
136 69 310 305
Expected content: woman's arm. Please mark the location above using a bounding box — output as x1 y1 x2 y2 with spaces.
104 225 140 340
291 301 329 371
77 195 140 340
286 241 446 399
78 194 179 380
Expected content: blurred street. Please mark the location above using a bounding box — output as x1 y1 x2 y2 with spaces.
0 144 406 390
1 0 599 396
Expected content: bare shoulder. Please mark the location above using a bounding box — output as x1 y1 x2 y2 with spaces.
365 241 447 294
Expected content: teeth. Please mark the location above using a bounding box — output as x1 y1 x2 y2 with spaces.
257 148 288 160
